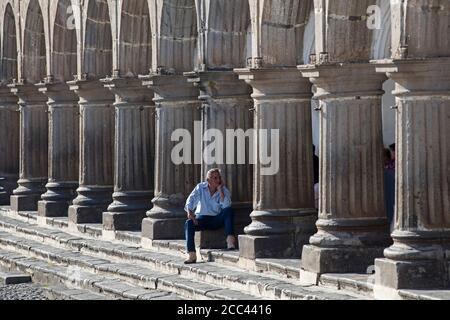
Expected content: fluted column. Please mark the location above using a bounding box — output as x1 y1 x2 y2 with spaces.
140 73 201 241
36 80 79 218
67 79 115 224
299 63 391 278
101 77 155 233
374 58 450 293
8 82 48 211
0 86 19 204
185 71 253 249
234 68 317 259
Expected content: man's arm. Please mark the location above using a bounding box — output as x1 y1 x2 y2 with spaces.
218 185 232 209
185 185 200 224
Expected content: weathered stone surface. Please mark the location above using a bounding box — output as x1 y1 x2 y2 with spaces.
67 79 115 224
140 74 201 240
235 68 317 259
373 58 450 292
102 77 155 232
0 0 449 298
0 212 370 300
37 82 79 218
9 83 48 212
0 271 32 285
0 88 19 205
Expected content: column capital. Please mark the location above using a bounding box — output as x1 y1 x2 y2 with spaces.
101 76 154 104
373 57 450 95
299 63 386 99
8 82 48 104
36 80 78 104
140 73 199 102
67 78 115 103
184 70 251 100
0 86 18 110
234 67 311 101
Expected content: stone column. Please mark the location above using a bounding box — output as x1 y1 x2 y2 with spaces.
374 58 450 294
185 71 253 249
67 79 115 224
234 68 317 260
140 73 201 241
8 82 48 211
36 80 79 218
0 87 19 205
299 63 391 279
101 77 155 234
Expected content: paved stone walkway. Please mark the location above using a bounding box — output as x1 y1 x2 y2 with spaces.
0 283 48 300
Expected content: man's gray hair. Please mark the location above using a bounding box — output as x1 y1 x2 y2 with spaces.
206 168 222 180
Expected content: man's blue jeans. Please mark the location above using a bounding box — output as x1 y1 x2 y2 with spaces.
185 207 235 253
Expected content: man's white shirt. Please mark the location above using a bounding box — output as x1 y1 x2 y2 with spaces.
185 182 232 217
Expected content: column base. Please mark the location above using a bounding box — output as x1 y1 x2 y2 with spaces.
103 211 147 232
239 234 300 259
103 191 153 231
141 216 185 240
68 186 113 224
374 258 449 291
301 218 391 274
37 182 77 217
10 194 42 212
0 177 8 204
0 175 18 205
141 195 188 240
0 190 8 205
239 209 318 259
68 205 105 224
195 203 252 250
10 179 47 211
301 244 385 275
37 201 71 218
374 230 450 291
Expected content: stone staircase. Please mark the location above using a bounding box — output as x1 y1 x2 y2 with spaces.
2 206 446 300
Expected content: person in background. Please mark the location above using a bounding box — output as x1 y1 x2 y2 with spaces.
313 145 320 209
384 143 395 229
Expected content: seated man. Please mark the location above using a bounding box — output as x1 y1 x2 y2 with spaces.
184 168 237 264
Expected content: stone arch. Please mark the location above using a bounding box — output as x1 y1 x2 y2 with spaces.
205 0 251 69
159 0 198 73
52 0 77 82
316 0 377 63
23 0 47 83
84 0 112 78
391 0 450 59
371 0 391 60
260 0 313 66
1 3 17 82
119 0 152 77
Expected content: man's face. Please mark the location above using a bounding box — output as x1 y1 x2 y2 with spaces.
208 172 222 189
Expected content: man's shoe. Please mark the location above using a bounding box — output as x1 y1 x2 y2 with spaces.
226 235 237 251
184 252 197 264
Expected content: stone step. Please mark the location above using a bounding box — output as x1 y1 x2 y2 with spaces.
41 285 116 300
0 246 188 300
319 274 374 298
1 207 303 281
0 231 259 300
0 210 366 300
0 271 32 285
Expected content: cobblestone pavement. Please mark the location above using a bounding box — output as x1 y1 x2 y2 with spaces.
0 283 49 300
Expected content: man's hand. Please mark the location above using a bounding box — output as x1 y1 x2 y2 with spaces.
187 210 198 226
217 179 225 191
217 179 226 201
